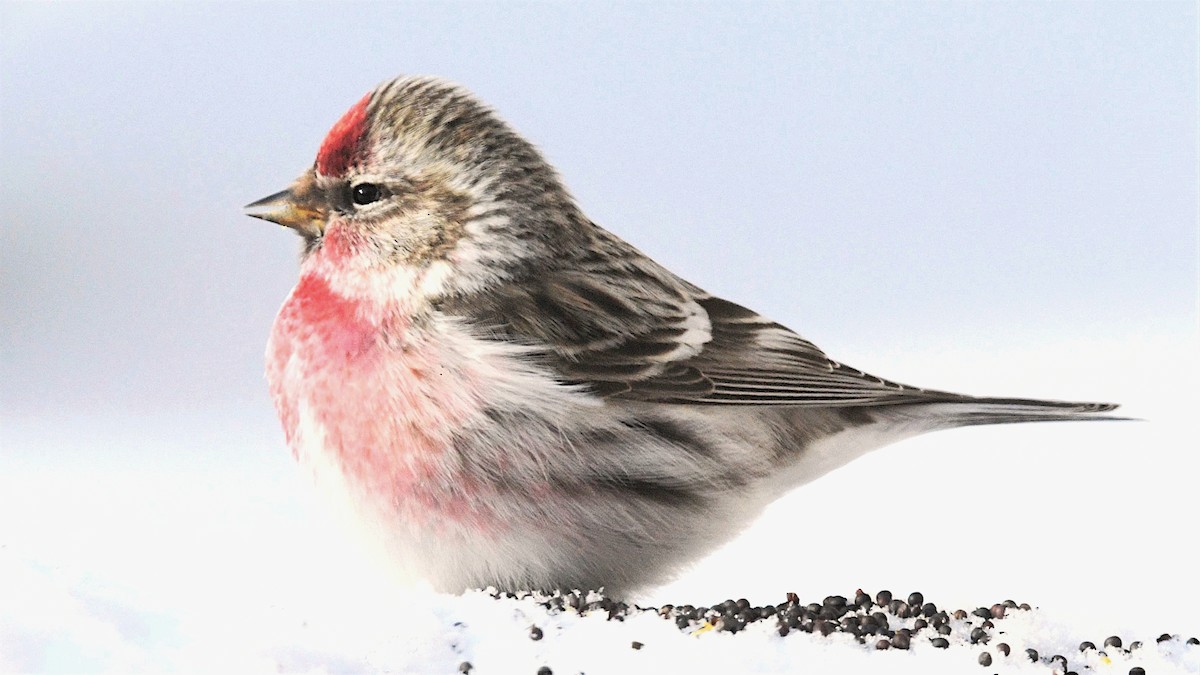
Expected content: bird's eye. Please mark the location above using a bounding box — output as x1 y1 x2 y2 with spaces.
351 182 383 206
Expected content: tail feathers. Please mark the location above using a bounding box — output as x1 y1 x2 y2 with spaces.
908 397 1128 429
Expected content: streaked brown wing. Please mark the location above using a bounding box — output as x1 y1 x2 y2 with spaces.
442 227 959 407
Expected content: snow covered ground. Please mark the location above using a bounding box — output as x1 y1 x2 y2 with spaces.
1 335 1196 673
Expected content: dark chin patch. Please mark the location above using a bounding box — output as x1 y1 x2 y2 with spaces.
300 234 323 259
316 92 371 177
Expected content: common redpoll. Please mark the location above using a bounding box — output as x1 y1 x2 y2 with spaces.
246 76 1117 595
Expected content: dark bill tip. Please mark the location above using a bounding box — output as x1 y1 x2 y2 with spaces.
243 187 327 237
244 189 295 223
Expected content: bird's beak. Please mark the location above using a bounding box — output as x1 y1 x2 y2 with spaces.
245 185 327 238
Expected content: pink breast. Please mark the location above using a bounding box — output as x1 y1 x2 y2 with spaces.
267 273 491 526
283 273 376 358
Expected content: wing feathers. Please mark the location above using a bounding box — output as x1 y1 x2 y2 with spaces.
439 225 1116 416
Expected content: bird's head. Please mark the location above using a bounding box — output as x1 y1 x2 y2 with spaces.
247 76 584 299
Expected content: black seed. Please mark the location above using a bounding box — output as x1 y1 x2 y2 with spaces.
892 632 910 650
907 592 924 607
855 589 872 608
1129 669 1145 675
1019 603 1031 611
529 626 543 641
997 643 1011 656
932 637 950 649
1080 641 1096 651
1026 648 1039 662
807 603 822 614
972 607 992 619
979 652 993 667
922 602 938 618
889 600 910 618
823 595 847 609
816 620 835 636
913 618 928 631
1189 637 1200 645
777 623 790 637
631 641 643 650
990 603 1006 619
1003 599 1019 608
876 590 893 607
822 605 849 620
970 627 989 644
981 620 994 630
1105 636 1124 649
876 639 890 650
938 623 952 636
537 668 552 675
1157 633 1172 643
458 662 472 674
1050 654 1068 669
675 616 690 630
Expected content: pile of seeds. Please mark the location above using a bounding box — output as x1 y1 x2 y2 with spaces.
487 588 1199 675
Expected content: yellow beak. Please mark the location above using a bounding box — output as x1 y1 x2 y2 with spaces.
245 186 327 238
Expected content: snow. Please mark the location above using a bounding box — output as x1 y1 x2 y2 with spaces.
3 543 1197 674
1 337 1197 673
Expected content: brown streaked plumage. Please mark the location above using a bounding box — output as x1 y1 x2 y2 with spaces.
248 75 1120 595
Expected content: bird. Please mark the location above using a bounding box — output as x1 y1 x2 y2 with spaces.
246 75 1118 596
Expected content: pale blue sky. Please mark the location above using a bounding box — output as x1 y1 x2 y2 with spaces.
2 2 1195 428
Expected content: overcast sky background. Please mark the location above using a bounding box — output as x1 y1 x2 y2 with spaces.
1 1 1198 661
